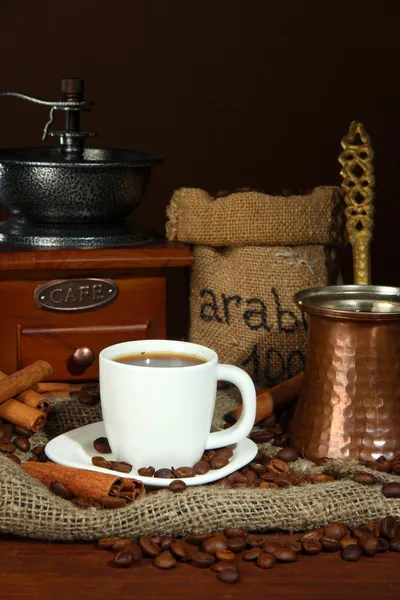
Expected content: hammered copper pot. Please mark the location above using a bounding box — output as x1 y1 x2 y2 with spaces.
288 285 400 462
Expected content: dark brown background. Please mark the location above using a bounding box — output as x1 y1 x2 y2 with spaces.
0 0 398 283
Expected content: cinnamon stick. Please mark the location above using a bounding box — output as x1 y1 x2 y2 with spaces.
225 372 304 425
22 462 145 501
0 399 46 431
0 371 50 413
37 390 69 398
0 361 53 406
17 389 51 412
32 382 70 394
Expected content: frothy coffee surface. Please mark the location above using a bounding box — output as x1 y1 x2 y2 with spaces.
114 352 206 368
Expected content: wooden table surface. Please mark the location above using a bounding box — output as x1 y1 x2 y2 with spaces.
2 534 399 599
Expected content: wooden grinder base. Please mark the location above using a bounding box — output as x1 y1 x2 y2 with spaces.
0 241 193 381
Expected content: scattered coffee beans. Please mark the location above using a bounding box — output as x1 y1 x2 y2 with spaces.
15 436 30 452
353 472 379 485
256 552 276 569
138 467 155 477
382 482 400 498
93 437 112 454
341 544 362 562
168 480 187 492
276 448 299 462
154 551 176 569
50 481 74 500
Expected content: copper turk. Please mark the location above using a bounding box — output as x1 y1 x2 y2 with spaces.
289 122 400 462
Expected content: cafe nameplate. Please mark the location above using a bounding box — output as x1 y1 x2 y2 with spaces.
34 278 119 312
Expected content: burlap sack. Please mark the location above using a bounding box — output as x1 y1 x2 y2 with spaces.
167 187 344 385
1 394 399 541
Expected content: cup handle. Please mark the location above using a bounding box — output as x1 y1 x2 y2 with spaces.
205 364 256 449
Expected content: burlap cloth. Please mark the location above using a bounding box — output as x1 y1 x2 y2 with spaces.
1 392 399 541
166 187 344 386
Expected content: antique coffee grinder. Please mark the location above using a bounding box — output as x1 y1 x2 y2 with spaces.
289 122 400 463
0 78 193 380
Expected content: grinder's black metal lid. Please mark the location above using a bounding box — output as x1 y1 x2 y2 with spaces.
0 147 164 167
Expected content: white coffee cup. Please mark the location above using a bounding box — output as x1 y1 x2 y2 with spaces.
99 339 256 470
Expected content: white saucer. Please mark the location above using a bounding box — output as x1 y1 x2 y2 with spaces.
45 421 258 488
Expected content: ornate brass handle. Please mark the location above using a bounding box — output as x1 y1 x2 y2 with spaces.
339 121 375 285
72 347 95 367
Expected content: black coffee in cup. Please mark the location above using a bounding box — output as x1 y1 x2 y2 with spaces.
114 352 206 368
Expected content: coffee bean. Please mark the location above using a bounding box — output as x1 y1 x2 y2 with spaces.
50 481 74 500
169 540 189 561
284 541 302 554
111 538 134 552
191 551 215 568
151 536 162 546
224 527 247 539
7 454 21 465
98 537 123 549
214 190 231 199
262 541 281 554
300 530 322 543
256 552 276 569
210 456 229 470
154 468 174 479
259 481 279 489
212 560 238 573
13 425 32 438
215 447 233 459
249 463 266 476
353 472 379 485
110 462 132 474
390 537 400 551
250 430 275 444
138 466 155 477
0 424 13 443
380 516 398 540
352 525 372 540
229 472 248 484
359 535 378 557
243 547 262 561
93 437 112 454
341 544 362 562
340 538 359 549
227 537 247 553
216 569 239 584
168 480 187 492
73 495 92 509
216 549 235 561
377 460 392 473
321 536 341 552
139 536 160 558
0 442 16 453
324 523 347 540
15 437 30 452
160 537 174 550
202 450 216 463
92 456 112 469
32 445 45 456
267 459 289 475
112 550 136 568
186 533 212 545
193 461 210 475
302 540 322 555
276 448 299 462
377 537 390 552
100 496 127 509
203 536 228 554
383 482 400 498
241 469 257 483
154 551 176 569
247 534 268 548
392 460 400 476
172 466 195 478
273 547 298 562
